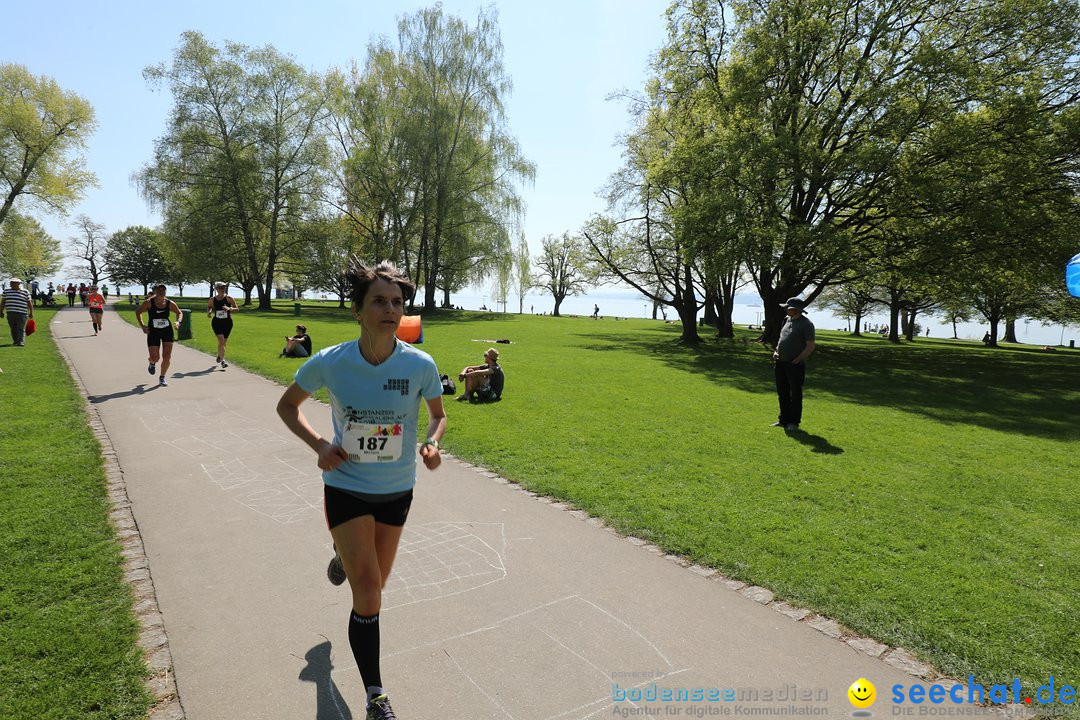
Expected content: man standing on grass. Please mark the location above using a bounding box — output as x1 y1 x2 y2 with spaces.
1 278 34 347
771 297 815 431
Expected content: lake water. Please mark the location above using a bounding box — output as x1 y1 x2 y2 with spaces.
116 282 1080 349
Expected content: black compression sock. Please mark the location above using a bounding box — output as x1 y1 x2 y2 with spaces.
348 610 382 691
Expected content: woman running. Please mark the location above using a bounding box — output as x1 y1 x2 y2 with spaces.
136 284 183 387
87 284 106 335
206 282 239 369
276 259 445 720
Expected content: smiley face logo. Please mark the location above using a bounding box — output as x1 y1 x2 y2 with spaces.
848 678 876 708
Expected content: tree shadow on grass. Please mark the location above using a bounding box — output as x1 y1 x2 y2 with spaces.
575 329 1080 442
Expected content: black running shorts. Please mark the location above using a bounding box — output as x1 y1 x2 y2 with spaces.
147 330 174 347
324 485 413 529
211 318 233 338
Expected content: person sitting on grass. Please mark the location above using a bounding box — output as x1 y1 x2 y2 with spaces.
281 324 313 358
456 348 504 403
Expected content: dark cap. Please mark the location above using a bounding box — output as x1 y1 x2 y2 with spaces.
779 297 808 312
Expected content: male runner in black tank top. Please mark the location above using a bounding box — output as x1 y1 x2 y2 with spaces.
206 282 239 369
136 284 183 386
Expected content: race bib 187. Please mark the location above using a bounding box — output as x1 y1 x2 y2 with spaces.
343 422 404 463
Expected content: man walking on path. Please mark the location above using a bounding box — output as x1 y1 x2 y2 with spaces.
771 297 815 431
1 278 34 346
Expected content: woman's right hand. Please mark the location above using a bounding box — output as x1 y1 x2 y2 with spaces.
317 440 349 471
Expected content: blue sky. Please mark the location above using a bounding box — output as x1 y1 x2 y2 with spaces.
4 0 668 268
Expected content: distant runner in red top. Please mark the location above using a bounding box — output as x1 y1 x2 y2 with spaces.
87 285 106 336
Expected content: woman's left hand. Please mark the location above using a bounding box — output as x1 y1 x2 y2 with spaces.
420 444 441 471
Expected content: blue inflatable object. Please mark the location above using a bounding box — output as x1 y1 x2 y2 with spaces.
1068 252 1080 298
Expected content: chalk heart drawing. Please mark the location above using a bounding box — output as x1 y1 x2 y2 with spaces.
383 521 509 609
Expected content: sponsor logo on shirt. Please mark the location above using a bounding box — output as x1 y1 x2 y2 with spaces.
384 378 410 396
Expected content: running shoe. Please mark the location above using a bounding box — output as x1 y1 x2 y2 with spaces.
366 694 397 720
327 551 346 586
148 363 156 375
159 376 168 387
221 360 228 369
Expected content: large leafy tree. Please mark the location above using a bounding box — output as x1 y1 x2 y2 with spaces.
512 235 531 314
295 216 357 308
0 211 61 280
622 0 1080 346
534 232 591 317
139 32 329 310
105 226 168 296
67 214 108 286
0 64 97 229
328 6 533 311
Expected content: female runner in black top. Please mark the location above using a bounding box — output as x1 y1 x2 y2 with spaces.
136 284 183 386
206 282 239 369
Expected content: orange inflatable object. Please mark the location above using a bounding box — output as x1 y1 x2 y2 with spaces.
396 315 423 343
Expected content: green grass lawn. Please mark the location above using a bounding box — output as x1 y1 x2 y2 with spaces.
0 307 151 720
117 298 1080 703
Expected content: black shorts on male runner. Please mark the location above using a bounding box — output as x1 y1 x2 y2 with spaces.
211 318 233 338
147 330 175 347
324 485 413 529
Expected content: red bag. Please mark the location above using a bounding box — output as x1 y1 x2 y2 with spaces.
25 317 36 336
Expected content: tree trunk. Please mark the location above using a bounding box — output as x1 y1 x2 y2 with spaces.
888 300 902 343
443 286 452 309
1004 316 1019 343
761 285 794 346
905 310 918 342
703 288 718 326
852 307 863 336
987 315 1000 347
952 317 959 339
424 215 442 312
553 294 564 317
715 295 734 339
676 301 701 344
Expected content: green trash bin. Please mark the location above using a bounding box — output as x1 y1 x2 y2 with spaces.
177 309 193 341
293 302 302 316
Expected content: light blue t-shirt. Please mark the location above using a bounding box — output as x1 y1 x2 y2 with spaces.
294 338 443 495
